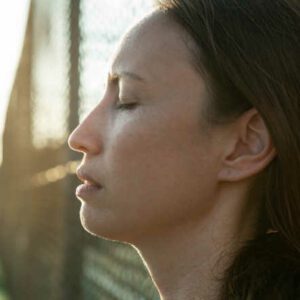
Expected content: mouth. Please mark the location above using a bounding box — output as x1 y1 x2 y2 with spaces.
75 168 103 199
75 182 102 198
76 168 102 188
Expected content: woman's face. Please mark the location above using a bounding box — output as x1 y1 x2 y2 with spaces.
68 12 223 243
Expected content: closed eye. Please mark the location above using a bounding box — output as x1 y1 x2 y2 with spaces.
116 101 138 110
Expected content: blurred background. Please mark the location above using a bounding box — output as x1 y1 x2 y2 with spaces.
0 0 160 299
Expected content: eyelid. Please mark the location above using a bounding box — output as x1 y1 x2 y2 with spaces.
116 95 139 110
119 93 139 102
117 97 135 104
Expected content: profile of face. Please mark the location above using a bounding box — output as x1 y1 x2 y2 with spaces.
68 11 227 244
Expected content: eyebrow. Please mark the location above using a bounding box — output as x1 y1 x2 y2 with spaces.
108 71 146 83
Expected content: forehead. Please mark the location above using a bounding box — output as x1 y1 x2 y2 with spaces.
110 11 196 84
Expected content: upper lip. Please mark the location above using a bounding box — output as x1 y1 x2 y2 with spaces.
76 168 102 187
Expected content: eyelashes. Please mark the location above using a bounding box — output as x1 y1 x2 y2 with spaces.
115 101 138 110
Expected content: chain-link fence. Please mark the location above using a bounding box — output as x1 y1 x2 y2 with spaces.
0 0 159 299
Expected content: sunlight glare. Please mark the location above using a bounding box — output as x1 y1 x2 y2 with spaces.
0 0 30 165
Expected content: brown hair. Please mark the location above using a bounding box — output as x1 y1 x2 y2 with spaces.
155 0 300 298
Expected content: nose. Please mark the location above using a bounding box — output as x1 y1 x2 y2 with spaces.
68 107 103 155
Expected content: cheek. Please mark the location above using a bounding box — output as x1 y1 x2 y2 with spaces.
107 103 214 186
103 112 217 236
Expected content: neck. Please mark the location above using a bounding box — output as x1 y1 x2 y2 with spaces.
132 183 258 300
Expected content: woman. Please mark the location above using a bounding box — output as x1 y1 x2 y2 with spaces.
68 0 300 299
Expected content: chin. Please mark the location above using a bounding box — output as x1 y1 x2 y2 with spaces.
79 205 137 244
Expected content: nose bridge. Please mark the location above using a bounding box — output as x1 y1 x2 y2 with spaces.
68 102 106 154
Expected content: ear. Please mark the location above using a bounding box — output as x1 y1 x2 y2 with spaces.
218 108 277 182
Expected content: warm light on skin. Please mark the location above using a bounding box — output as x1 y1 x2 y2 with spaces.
0 0 30 165
68 10 276 300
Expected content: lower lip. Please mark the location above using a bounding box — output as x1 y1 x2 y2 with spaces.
76 184 102 199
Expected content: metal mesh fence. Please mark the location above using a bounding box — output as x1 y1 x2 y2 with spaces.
79 0 152 120
31 0 70 149
0 0 159 299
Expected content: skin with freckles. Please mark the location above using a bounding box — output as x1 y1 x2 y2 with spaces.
68 11 276 300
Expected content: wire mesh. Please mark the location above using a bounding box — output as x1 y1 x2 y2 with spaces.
79 0 153 120
31 0 70 149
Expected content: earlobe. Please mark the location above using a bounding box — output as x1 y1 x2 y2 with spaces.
217 108 277 182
